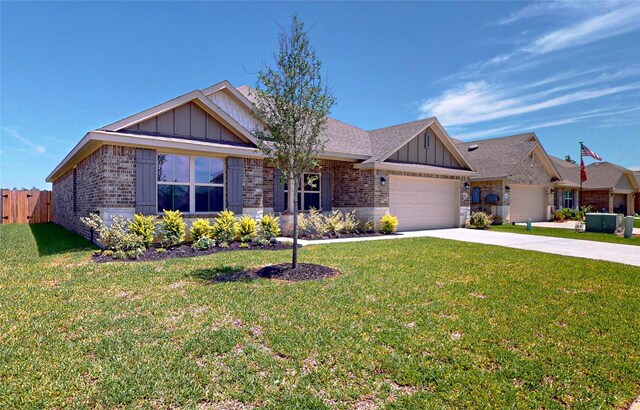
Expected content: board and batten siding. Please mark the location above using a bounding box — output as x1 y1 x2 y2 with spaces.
387 129 462 169
125 102 245 144
226 157 244 214
135 148 157 214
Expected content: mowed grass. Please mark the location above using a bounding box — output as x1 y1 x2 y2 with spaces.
492 223 640 246
635 218 640 229
1 223 639 409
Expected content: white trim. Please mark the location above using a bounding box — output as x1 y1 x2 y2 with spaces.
354 161 476 177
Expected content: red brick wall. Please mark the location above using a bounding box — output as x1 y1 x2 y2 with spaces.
243 158 264 208
52 145 136 237
581 190 610 212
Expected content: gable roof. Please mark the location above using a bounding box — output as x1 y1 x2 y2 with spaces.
48 80 475 182
583 162 638 190
550 155 581 188
456 133 544 180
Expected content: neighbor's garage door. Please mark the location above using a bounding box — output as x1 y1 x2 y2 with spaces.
509 185 546 222
389 175 459 231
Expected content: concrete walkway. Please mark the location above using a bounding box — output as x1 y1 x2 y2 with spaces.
516 220 640 235
286 228 640 267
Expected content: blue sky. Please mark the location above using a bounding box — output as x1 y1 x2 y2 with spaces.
1 1 639 189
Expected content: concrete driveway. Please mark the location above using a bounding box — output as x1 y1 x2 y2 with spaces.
291 228 640 267
411 228 640 267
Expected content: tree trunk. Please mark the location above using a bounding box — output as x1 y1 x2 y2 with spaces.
291 172 298 269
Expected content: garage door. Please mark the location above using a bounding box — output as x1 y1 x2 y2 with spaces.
509 185 546 222
389 176 459 231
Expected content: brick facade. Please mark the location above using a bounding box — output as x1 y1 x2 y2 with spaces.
243 158 263 208
53 145 136 237
582 190 612 213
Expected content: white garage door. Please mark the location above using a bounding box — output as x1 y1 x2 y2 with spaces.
389 176 459 231
509 185 546 222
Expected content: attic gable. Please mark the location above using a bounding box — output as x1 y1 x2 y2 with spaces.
123 101 249 145
386 126 463 169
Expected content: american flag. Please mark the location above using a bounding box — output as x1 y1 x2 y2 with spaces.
581 144 602 161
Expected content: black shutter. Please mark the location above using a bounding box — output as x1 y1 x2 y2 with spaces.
273 169 285 212
227 157 243 214
135 149 156 214
321 172 332 211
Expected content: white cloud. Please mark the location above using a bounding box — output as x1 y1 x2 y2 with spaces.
453 106 640 141
2 127 46 154
523 4 640 55
419 80 640 126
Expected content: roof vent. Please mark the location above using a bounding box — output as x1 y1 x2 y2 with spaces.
468 144 479 152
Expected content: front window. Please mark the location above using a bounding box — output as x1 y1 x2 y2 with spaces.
563 190 574 209
157 154 225 213
284 173 321 211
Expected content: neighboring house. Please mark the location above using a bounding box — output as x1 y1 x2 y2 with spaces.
578 162 638 215
549 156 581 211
46 81 475 238
455 133 561 223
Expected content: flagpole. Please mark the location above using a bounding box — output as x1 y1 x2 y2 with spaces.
579 141 583 209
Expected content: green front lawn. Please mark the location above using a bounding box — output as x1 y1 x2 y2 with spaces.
635 217 640 229
491 223 640 246
1 223 639 408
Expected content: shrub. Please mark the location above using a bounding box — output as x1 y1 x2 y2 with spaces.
126 248 144 260
356 219 374 234
120 233 146 252
237 215 257 242
193 236 215 250
325 211 345 235
212 210 238 245
468 211 493 229
380 213 399 234
161 210 186 247
307 208 329 237
80 213 130 251
297 213 312 236
190 218 213 242
113 250 127 260
554 210 566 222
102 250 114 257
129 214 157 247
239 242 249 248
259 214 281 241
342 210 359 234
156 248 167 254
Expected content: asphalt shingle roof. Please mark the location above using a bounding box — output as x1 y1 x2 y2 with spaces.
236 85 371 157
583 162 630 189
454 133 537 179
366 118 435 162
550 156 581 188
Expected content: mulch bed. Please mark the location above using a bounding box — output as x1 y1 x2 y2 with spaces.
212 263 342 283
92 242 296 263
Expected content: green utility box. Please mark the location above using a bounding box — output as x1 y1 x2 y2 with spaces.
585 213 623 233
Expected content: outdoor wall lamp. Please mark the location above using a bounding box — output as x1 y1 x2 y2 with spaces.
380 176 387 186
505 186 511 193
463 182 470 190
610 192 615 198
550 188 555 194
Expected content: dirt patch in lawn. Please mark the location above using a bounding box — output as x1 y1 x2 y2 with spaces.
200 263 341 283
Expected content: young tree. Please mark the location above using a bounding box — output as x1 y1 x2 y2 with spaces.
250 15 335 268
564 155 577 164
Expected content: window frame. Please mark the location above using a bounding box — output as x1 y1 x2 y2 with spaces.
284 172 322 212
156 154 225 214
563 189 574 209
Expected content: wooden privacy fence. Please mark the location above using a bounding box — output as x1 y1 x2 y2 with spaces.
1 189 53 224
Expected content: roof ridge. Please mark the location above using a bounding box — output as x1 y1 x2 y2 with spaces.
368 117 435 133
456 132 535 145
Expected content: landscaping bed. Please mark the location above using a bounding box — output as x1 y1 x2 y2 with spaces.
92 241 295 263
